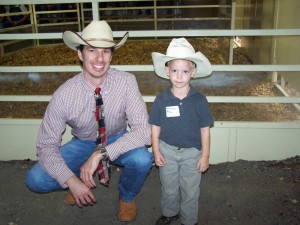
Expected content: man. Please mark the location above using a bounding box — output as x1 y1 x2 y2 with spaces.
5 5 29 26
25 20 153 222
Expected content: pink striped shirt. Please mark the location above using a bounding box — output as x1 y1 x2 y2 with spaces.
37 68 151 187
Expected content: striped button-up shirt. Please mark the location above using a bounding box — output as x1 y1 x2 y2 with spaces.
37 68 151 187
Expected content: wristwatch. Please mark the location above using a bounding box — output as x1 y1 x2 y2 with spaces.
96 144 108 159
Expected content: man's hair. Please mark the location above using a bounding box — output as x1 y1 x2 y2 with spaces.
76 45 115 53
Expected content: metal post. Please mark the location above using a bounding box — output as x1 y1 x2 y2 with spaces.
271 0 280 82
92 0 99 21
154 0 158 32
31 4 38 46
75 3 81 32
229 0 236 65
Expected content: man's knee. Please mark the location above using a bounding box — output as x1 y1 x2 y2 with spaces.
134 148 154 172
24 165 61 193
25 169 43 192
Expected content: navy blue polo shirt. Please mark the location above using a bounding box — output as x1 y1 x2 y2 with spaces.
149 86 214 150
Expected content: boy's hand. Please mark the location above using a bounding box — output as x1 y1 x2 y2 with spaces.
197 156 209 172
154 152 166 167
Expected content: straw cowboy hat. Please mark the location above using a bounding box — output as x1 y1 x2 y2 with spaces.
62 20 128 50
151 38 212 79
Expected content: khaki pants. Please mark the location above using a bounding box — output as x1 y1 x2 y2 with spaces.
159 140 202 225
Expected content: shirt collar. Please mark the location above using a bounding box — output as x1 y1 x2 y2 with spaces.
164 85 197 100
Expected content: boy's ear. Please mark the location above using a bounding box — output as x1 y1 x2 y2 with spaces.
164 66 170 77
191 67 197 78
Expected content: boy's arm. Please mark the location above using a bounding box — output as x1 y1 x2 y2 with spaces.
151 125 166 167
197 126 211 172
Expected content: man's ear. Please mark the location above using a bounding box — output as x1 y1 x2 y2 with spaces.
77 50 83 61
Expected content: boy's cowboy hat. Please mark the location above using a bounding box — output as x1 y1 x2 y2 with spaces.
62 20 128 50
151 38 212 79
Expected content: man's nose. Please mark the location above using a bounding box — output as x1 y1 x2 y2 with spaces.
95 51 104 61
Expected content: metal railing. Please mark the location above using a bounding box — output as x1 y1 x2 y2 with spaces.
0 1 300 162
0 0 232 53
0 0 300 110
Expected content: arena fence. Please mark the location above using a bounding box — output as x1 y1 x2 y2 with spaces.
0 0 300 163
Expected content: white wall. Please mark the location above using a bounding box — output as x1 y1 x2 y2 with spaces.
1 119 299 163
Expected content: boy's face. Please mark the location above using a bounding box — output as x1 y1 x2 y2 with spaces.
165 59 197 88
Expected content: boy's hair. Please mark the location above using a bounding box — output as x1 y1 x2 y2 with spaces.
165 59 196 69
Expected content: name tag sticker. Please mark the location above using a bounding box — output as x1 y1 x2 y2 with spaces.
166 106 180 117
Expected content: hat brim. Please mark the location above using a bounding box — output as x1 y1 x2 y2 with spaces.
152 51 212 79
62 31 129 51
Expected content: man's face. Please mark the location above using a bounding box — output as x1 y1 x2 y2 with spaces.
77 45 113 82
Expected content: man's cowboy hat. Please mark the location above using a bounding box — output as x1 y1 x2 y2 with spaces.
62 20 128 50
151 38 212 79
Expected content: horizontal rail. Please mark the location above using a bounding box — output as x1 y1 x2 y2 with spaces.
1 0 97 4
0 119 299 129
1 65 300 73
1 29 300 40
1 0 197 5
1 95 300 104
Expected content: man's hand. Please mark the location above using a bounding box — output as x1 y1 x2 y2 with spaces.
80 150 103 188
66 176 96 207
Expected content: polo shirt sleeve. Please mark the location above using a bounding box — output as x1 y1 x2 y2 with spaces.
197 96 214 128
148 97 161 126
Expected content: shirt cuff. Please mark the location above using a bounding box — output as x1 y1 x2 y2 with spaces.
56 169 75 188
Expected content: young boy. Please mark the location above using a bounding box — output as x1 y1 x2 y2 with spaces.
149 38 214 225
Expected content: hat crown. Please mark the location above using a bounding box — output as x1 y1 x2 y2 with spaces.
62 20 128 51
81 20 113 41
166 38 195 58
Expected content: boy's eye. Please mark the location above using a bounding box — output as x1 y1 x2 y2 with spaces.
171 69 177 73
183 70 189 74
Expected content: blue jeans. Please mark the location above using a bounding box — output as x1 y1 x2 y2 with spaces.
25 132 153 202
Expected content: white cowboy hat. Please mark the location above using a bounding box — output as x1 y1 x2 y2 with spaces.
62 20 128 50
151 38 212 79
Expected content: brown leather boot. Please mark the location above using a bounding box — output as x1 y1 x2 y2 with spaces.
118 199 137 222
64 191 76 206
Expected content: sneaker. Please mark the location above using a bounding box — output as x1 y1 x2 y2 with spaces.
155 214 180 225
118 199 137 222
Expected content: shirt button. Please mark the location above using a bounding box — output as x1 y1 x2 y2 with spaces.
179 102 182 105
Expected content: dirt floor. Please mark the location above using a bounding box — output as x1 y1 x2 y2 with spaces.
0 156 299 225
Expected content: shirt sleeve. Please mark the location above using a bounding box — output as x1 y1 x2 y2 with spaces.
105 74 151 161
148 97 161 126
197 96 214 128
36 95 74 188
